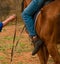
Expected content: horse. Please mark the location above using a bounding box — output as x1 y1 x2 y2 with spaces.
21 0 60 64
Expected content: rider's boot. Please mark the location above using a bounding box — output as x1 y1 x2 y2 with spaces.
30 36 43 55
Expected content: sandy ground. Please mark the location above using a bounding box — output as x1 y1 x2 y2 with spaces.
0 25 60 64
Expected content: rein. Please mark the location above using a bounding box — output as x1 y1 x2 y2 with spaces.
10 0 25 63
10 16 17 63
10 16 25 64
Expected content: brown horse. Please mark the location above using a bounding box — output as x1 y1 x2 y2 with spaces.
21 0 60 64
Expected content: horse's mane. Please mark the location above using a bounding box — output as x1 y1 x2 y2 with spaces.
21 0 24 12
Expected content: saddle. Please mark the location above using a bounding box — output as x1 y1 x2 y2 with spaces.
33 0 55 22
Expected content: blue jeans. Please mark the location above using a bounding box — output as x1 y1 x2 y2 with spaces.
21 0 49 36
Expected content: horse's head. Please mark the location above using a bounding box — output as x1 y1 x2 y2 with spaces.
21 0 31 12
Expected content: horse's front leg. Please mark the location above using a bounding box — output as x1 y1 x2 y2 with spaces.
37 44 49 64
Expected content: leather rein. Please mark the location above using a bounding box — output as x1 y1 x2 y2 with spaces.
10 0 25 63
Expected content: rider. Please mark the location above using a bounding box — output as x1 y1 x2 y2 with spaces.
21 0 51 55
0 14 16 32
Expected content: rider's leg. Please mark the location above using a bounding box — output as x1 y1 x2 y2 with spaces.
22 0 44 36
21 0 44 55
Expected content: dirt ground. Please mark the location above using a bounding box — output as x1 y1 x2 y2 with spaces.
0 25 60 64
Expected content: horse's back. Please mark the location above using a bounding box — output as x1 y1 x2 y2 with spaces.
36 0 60 43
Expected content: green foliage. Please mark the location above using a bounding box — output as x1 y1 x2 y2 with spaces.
2 62 8 64
0 56 5 60
18 62 23 64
